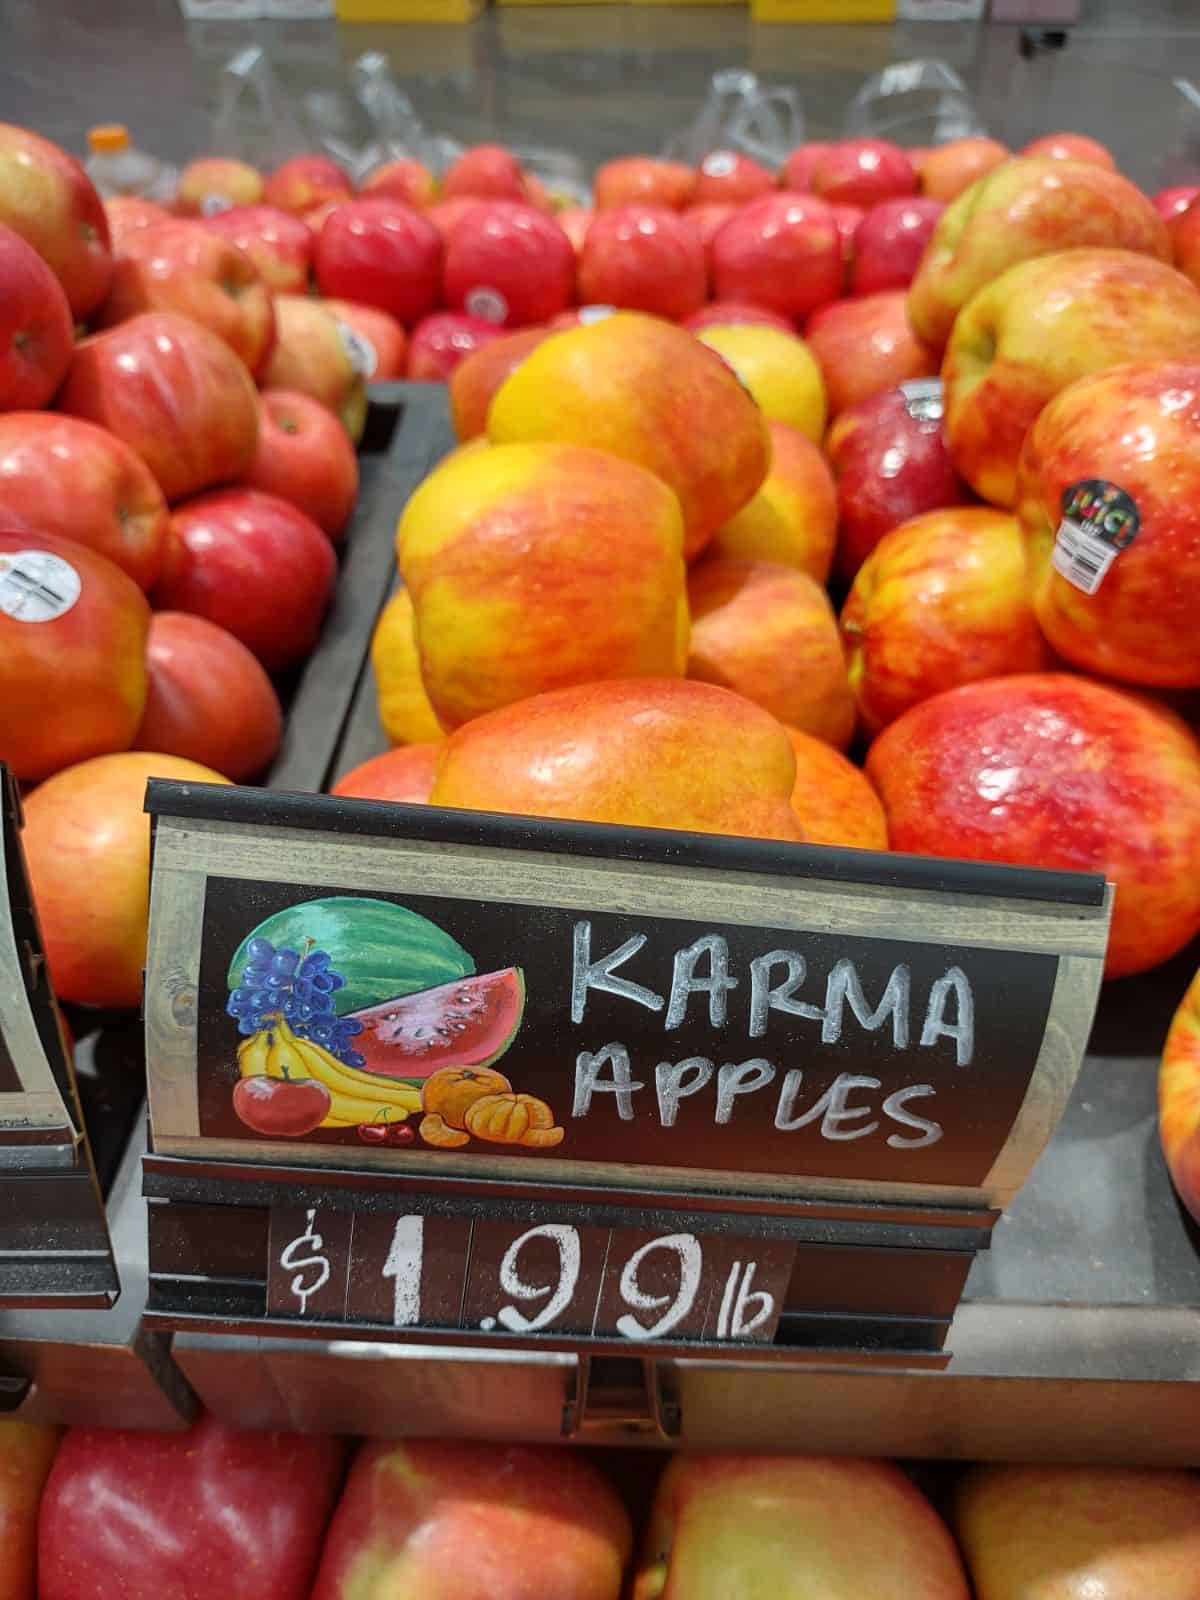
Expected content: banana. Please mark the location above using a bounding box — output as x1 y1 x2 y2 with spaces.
236 1031 271 1077
235 1017 422 1126
289 1028 421 1115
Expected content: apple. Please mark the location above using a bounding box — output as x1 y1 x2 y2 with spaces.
710 192 842 321
406 311 503 382
443 200 574 327
59 311 259 503
313 197 441 327
851 197 944 295
634 1455 969 1600
175 156 264 216
918 137 1010 203
696 322 826 441
550 306 617 330
1022 130 1116 168
909 157 1170 348
264 153 353 216
317 297 408 379
866 673 1200 978
1017 360 1200 689
135 610 282 781
431 678 803 842
787 728 888 850
331 741 441 802
370 589 445 745
806 290 936 418
684 301 795 334
710 418 837 582
103 195 170 250
0 529 149 782
956 1464 1200 1598
1152 184 1200 226
0 222 73 410
245 389 359 541
0 412 168 589
682 201 735 259
261 295 367 440
830 201 864 272
202 203 312 293
578 204 706 321
311 1439 631 1600
842 506 1050 733
943 248 1200 508
0 121 111 318
448 326 549 439
811 138 917 208
233 1072 330 1136
424 195 483 245
556 204 593 255
362 156 437 209
826 383 968 580
98 219 275 375
442 143 527 202
1160 965 1200 1224
155 488 336 670
0 1424 59 1600
1172 200 1200 290
594 156 695 211
781 143 832 191
692 148 774 205
301 199 343 238
23 750 229 1007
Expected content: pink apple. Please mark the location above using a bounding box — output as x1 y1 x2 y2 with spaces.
245 388 359 541
578 204 706 320
203 204 313 294
260 295 367 440
851 196 944 295
1154 185 1200 226
264 154 352 216
442 144 526 202
0 222 73 410
684 301 795 334
692 149 775 205
710 192 841 321
155 488 336 670
0 122 112 318
175 157 264 217
443 200 574 326
362 157 437 209
424 196 483 245
919 137 1010 203
830 202 864 271
317 297 408 379
556 205 593 255
594 157 696 211
1021 131 1116 169
781 143 831 192
811 139 917 208
104 196 170 251
313 197 441 327
406 311 503 381
684 201 736 258
806 289 938 417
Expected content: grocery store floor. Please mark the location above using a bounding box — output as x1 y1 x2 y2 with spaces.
1 0 1198 190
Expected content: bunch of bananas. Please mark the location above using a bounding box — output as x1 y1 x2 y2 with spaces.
237 1015 422 1129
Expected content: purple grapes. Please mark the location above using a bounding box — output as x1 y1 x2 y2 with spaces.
227 938 364 1066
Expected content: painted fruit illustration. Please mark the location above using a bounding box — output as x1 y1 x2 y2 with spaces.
233 1073 330 1137
235 1016 422 1131
348 968 526 1080
419 1063 512 1149
465 1092 564 1148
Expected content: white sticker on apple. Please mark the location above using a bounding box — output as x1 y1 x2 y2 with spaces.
335 321 377 380
200 193 233 217
465 286 509 325
0 551 81 623
701 151 737 178
577 304 617 325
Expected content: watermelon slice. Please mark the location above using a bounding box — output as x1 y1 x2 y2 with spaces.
345 967 525 1080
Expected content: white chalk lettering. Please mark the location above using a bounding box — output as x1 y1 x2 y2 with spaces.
615 1233 702 1342
715 1058 777 1125
821 1073 882 1141
665 935 738 1030
883 1084 943 1148
920 967 975 1066
570 922 663 1024
573 1044 644 1121
819 960 911 1046
655 1057 714 1128
717 1261 777 1339
748 951 819 1038
774 1068 811 1131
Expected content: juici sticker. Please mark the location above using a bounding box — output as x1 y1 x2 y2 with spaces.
0 550 81 623
1052 478 1140 596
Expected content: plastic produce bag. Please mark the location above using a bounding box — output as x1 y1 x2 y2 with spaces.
662 68 805 173
844 58 985 145
205 45 312 171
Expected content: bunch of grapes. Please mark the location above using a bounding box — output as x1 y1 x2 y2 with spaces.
227 938 365 1067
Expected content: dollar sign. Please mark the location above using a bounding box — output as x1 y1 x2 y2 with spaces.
278 1208 330 1315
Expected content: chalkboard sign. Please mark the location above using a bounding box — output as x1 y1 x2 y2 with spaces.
144 783 1111 1211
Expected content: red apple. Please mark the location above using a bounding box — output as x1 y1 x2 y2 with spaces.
1171 201 1200 291
406 311 503 381
260 295 367 440
851 196 944 295
578 204 706 320
684 301 795 334
448 326 551 439
175 156 264 216
424 195 483 245
1022 131 1116 169
233 1073 330 1136
1160 965 1200 1225
245 389 359 540
443 200 574 327
332 741 441 802
556 205 593 255
0 529 149 781
918 136 1010 203
684 200 736 257
302 198 343 238
442 143 527 202
103 195 170 250
202 203 312 293
99 219 275 374
314 196 441 326
58 312 260 504
830 201 864 272
0 122 111 318
692 149 775 205
264 153 353 216
826 382 969 580
1152 184 1200 226
134 610 282 781
594 156 695 211
0 222 73 410
311 1439 631 1600
806 289 938 417
811 138 917 208
317 297 408 379
867 673 1200 979
781 143 831 191
155 488 336 670
0 1424 58 1600
710 192 841 321
0 412 168 588
362 157 437 208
